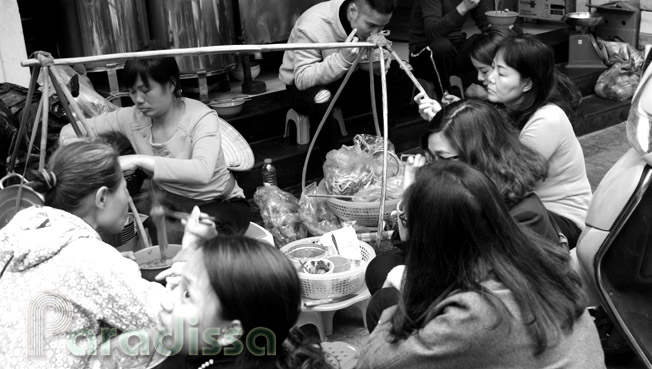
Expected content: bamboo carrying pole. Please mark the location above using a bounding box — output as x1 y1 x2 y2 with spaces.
22 42 378 67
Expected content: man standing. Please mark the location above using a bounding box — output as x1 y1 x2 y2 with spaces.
409 0 491 99
279 0 398 157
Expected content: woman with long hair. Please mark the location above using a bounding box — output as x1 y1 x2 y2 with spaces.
0 139 167 368
365 99 564 327
485 35 591 248
150 235 331 369
359 161 605 368
60 45 251 240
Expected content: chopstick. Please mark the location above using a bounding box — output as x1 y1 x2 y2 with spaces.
162 208 216 223
331 234 341 255
306 194 355 200
345 28 358 43
128 197 151 250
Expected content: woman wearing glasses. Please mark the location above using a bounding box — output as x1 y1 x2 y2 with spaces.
365 99 564 330
358 161 605 369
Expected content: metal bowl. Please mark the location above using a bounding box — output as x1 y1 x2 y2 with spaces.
563 12 603 27
209 98 248 117
485 10 519 26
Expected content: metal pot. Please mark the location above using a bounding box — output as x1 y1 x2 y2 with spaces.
147 0 238 75
0 173 44 230
57 0 150 70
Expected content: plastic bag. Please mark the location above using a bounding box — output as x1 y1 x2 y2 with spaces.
253 184 307 247
597 39 645 69
595 61 640 101
351 176 404 202
39 65 119 118
322 146 376 196
322 134 397 196
352 134 395 154
299 181 342 236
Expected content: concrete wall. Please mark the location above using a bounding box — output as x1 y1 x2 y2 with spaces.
0 0 30 87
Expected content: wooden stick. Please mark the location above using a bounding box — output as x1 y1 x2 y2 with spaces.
367 49 382 136
48 66 94 138
301 47 364 191
306 194 355 199
38 66 50 172
129 197 151 251
22 42 379 67
47 68 84 137
386 47 429 98
8 65 41 173
376 48 390 248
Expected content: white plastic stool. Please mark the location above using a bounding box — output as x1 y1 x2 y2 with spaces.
295 286 371 342
284 107 347 145
322 341 359 369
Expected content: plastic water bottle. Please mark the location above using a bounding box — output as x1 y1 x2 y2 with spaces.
261 158 278 186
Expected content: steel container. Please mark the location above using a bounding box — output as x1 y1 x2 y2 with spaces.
147 0 238 75
58 0 150 68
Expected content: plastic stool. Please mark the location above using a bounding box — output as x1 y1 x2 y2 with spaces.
295 287 371 342
322 341 359 369
284 107 347 145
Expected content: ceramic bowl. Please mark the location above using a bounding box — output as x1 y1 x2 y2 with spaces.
230 63 261 81
209 99 246 117
285 244 328 263
485 10 519 26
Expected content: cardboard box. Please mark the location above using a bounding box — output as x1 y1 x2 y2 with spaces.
642 0 652 11
640 10 652 48
518 0 573 20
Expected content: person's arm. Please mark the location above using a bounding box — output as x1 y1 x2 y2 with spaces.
519 107 568 162
59 108 131 143
470 0 491 32
422 0 468 40
150 113 221 185
291 25 356 91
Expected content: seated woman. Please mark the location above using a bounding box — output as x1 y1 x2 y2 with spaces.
0 139 167 368
366 99 564 300
485 35 591 248
358 161 605 369
465 25 519 99
60 47 250 239
107 235 331 369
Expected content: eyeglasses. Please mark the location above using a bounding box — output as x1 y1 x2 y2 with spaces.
424 149 459 162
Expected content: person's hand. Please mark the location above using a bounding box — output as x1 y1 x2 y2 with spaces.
155 261 184 289
340 29 360 64
403 153 428 190
414 92 442 121
119 154 141 174
458 0 481 14
181 206 218 250
120 251 136 261
441 91 461 106
382 265 405 291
